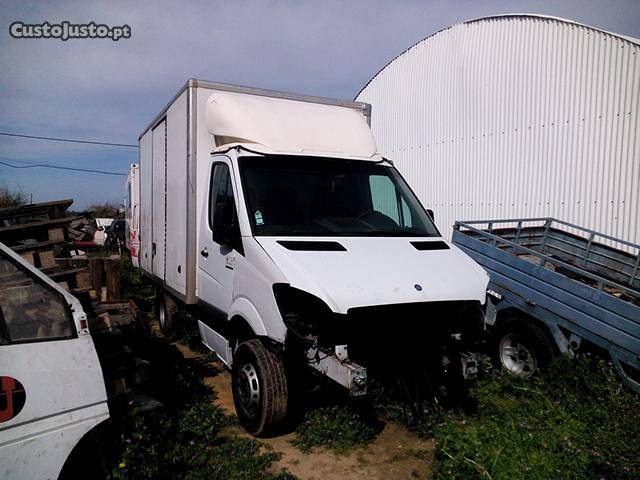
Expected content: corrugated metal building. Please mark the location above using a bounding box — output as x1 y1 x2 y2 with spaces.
356 14 640 243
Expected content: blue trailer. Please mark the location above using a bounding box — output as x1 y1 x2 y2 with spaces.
452 218 640 393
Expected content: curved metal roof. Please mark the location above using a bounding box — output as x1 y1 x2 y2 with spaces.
356 13 640 99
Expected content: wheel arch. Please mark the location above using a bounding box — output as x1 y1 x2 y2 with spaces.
57 419 112 480
228 297 271 340
492 306 569 355
494 306 564 355
229 314 257 343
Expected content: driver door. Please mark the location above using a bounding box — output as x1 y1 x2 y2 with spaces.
197 160 238 314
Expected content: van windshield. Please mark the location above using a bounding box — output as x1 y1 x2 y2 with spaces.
239 155 439 237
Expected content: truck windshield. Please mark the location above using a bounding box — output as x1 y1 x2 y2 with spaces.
239 155 439 237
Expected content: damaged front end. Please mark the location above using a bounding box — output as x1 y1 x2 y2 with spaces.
274 284 369 396
274 283 488 405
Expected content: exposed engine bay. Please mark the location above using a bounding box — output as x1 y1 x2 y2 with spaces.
275 284 487 411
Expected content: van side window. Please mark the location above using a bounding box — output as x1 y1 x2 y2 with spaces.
0 253 75 344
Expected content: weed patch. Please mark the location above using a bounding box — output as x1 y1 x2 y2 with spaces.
378 399 445 439
431 356 640 479
120 254 151 299
113 398 294 480
112 331 295 480
291 405 381 453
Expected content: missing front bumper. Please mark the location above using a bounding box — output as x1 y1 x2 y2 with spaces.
306 345 367 397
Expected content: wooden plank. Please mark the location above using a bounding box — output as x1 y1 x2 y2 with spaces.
45 266 86 279
19 252 35 265
0 216 83 234
48 227 65 242
89 258 104 292
105 258 121 301
76 270 92 289
12 239 65 252
70 286 92 294
0 199 73 220
38 250 57 269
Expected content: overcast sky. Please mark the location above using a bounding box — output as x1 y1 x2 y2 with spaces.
1 0 639 209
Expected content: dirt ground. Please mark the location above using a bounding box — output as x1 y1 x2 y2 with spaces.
174 341 435 480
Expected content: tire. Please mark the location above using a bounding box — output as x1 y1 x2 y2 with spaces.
155 287 176 335
232 339 289 436
493 319 556 377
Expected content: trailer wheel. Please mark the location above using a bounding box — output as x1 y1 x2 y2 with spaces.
494 319 555 377
155 288 176 334
232 339 288 436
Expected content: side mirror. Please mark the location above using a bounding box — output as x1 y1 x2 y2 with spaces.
213 202 235 246
427 209 435 222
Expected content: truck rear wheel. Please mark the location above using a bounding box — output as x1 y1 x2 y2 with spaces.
155 288 176 335
494 319 556 377
232 339 288 436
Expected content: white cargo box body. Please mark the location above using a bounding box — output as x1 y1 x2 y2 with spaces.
138 79 372 303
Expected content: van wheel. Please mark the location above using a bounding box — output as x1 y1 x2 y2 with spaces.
155 288 176 334
232 339 288 436
493 319 556 377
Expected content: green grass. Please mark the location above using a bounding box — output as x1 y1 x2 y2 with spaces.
112 332 295 480
291 405 381 453
377 397 445 439
112 398 295 480
119 254 152 299
431 356 640 480
288 356 639 478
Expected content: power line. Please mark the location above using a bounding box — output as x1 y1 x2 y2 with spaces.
0 131 138 148
0 160 127 176
0 157 64 166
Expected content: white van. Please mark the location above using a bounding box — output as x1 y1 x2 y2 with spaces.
132 79 490 435
93 218 114 246
0 242 109 479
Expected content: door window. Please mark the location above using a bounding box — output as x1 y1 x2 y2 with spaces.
209 163 234 231
0 253 75 344
208 163 242 253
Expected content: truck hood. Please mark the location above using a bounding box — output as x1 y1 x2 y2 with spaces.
255 236 489 313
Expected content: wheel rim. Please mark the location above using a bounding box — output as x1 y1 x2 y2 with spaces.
158 297 166 329
499 333 537 376
237 362 260 416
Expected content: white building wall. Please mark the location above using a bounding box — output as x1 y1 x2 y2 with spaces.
357 15 640 244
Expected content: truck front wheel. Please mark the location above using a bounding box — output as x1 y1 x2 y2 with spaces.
232 339 288 436
494 319 556 377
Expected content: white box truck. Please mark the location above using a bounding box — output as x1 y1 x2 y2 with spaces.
131 79 491 435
